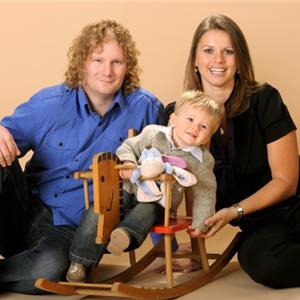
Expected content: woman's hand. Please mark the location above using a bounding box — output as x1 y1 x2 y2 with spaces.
187 208 233 238
0 125 20 167
198 207 237 238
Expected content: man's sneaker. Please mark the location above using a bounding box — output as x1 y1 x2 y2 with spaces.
107 228 131 256
66 262 87 282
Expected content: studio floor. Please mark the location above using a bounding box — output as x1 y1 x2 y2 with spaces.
1 225 300 300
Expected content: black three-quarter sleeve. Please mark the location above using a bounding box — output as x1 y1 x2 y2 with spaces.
253 84 296 144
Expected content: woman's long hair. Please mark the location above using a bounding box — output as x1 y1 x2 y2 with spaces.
184 14 261 117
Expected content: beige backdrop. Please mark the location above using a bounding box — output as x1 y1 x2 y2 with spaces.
1 1 300 144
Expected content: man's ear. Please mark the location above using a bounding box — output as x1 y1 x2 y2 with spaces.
169 112 176 127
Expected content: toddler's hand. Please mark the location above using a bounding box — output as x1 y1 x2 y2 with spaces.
119 161 135 180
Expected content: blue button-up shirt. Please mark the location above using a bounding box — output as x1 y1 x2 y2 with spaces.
1 83 164 227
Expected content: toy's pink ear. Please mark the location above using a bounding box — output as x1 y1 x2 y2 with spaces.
140 159 164 178
162 155 187 169
172 166 197 187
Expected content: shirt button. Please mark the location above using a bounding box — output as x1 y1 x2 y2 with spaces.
54 194 58 198
66 175 70 179
58 142 63 147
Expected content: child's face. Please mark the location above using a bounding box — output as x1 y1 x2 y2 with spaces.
170 103 215 148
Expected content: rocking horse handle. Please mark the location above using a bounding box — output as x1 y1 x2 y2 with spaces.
114 163 137 170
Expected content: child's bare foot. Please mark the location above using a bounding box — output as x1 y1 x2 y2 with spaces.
153 242 202 273
154 258 201 273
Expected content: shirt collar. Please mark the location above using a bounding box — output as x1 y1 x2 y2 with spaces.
78 87 125 116
113 89 126 111
78 87 91 115
160 126 203 162
181 146 203 162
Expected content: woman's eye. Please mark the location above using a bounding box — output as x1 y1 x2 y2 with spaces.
224 49 234 55
203 48 213 54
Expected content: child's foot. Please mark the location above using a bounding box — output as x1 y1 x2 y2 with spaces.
107 228 131 256
66 262 87 282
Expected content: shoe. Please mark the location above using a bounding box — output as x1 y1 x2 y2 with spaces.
66 262 87 283
107 228 131 256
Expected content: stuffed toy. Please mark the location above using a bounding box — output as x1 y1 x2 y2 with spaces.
130 147 197 206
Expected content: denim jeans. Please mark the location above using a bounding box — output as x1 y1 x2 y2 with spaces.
118 199 165 245
122 193 178 251
69 204 107 267
69 191 165 266
0 160 75 294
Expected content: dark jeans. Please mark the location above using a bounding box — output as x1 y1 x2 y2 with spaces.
70 192 165 266
238 197 300 288
0 160 75 294
69 204 107 266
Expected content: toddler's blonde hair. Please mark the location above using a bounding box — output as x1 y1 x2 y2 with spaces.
174 90 223 133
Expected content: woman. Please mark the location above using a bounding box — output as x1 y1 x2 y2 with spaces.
167 14 300 288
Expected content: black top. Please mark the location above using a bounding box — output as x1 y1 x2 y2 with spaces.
164 84 298 230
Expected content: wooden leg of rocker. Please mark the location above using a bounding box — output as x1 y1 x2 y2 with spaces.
165 234 173 288
196 237 209 271
129 250 136 266
83 179 90 209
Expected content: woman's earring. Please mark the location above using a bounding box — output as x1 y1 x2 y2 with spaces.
194 66 199 74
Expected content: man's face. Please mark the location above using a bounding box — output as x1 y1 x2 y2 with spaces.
82 39 127 104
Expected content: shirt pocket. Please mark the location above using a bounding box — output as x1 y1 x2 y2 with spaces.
36 133 78 168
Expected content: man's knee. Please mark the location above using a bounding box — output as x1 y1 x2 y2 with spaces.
28 249 69 290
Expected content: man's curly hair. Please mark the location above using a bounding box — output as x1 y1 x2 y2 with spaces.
65 20 141 95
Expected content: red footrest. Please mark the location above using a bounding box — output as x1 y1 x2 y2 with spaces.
151 216 192 234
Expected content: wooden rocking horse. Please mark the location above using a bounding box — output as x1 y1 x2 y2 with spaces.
35 150 241 299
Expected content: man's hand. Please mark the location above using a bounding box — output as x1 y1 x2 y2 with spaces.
0 125 20 167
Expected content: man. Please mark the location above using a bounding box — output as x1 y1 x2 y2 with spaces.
0 19 163 294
